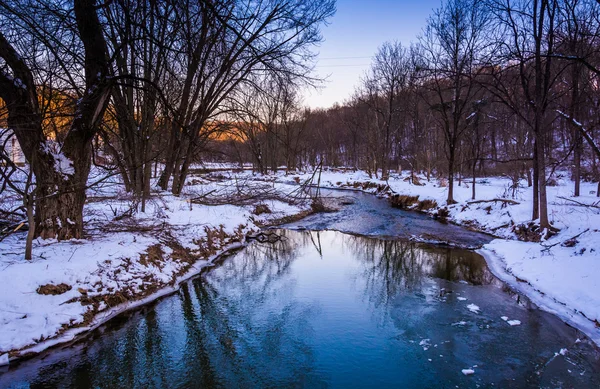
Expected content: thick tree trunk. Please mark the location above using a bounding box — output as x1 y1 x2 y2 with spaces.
1 0 111 242
159 123 180 190
447 146 456 204
35 182 87 240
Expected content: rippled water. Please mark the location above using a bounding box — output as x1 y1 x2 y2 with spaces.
2 230 599 388
285 188 492 248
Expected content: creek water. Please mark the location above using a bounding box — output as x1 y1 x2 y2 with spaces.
1 191 599 388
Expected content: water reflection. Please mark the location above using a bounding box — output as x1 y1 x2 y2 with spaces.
1 230 599 388
350 237 496 296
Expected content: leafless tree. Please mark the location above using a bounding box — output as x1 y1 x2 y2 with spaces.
418 0 491 204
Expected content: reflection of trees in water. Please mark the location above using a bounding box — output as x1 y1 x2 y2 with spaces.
347 236 494 306
25 306 180 388
172 229 327 387
215 229 299 283
19 230 325 388
15 231 495 388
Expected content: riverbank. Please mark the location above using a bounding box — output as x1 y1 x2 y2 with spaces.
2 167 598 365
233 168 600 345
0 177 310 364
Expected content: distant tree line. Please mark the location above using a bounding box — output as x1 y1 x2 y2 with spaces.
2 0 600 250
225 0 600 231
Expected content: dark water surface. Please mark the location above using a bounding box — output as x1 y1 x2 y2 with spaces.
285 188 492 249
1 229 599 388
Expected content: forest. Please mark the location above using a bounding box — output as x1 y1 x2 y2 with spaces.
2 0 599 250
2 0 600 382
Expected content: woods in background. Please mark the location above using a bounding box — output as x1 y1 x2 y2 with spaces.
228 0 600 232
2 0 600 247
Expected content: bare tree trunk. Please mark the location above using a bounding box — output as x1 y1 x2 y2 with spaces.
532 139 540 221
447 146 456 204
472 160 476 200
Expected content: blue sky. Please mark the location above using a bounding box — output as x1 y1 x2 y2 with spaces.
304 0 441 109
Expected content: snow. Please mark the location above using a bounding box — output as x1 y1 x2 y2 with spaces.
0 353 8 367
0 174 308 359
231 168 600 345
507 320 521 326
53 153 74 176
2 165 600 360
41 142 75 177
457 297 467 301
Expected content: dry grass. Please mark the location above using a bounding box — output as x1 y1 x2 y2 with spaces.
37 283 72 295
252 204 272 215
390 195 420 209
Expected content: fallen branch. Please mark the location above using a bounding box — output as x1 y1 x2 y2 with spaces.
467 198 520 205
541 228 590 252
246 231 282 243
557 196 600 209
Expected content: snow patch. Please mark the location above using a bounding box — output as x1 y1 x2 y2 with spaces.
467 304 480 313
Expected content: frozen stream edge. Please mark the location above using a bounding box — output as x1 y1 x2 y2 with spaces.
4 186 599 367
2 242 246 365
478 247 600 347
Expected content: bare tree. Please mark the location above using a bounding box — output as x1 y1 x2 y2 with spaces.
418 0 491 204
360 41 410 180
490 0 561 229
158 0 335 195
0 0 112 239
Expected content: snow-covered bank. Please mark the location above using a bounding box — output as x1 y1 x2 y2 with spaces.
232 168 600 344
479 248 600 346
0 178 308 363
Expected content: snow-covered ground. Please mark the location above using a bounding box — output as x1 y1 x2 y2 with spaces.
229 168 600 345
0 176 307 362
1 166 599 363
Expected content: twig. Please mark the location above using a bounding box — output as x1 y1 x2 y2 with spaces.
541 228 590 252
467 198 520 205
557 196 600 209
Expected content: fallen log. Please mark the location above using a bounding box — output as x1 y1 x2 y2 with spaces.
467 198 520 205
246 231 282 243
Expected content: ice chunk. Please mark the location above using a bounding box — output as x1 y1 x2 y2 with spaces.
559 348 568 355
467 304 480 313
0 353 8 366
507 320 521 326
462 368 475 375
457 297 467 301
501 316 508 321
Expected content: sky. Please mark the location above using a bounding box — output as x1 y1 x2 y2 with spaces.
304 0 441 109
